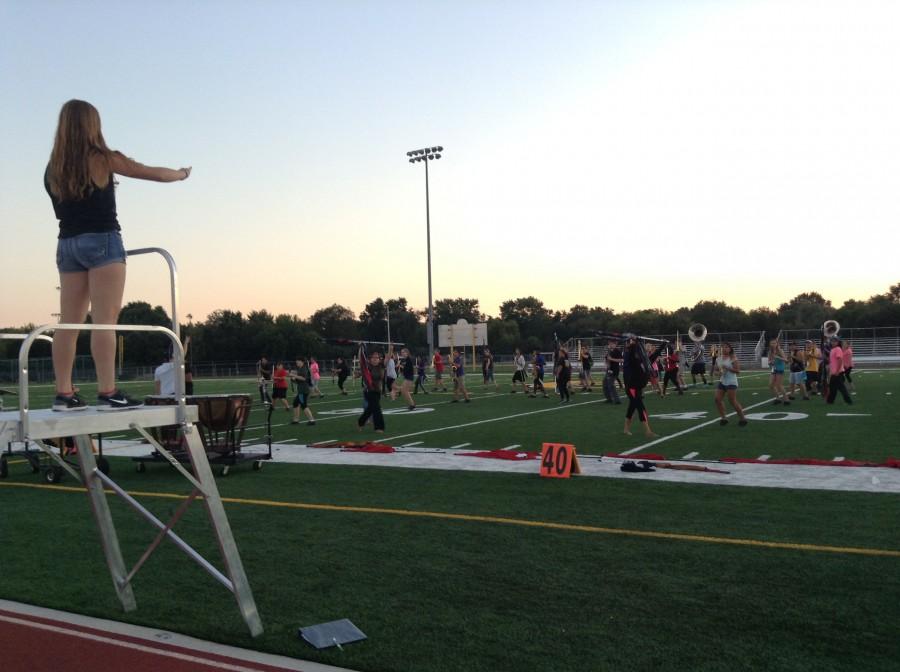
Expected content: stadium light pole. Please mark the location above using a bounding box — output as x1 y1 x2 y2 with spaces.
406 145 443 361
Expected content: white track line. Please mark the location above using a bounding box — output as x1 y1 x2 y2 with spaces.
758 454 771 461
383 399 602 443
827 413 871 417
833 456 845 462
402 441 424 447
620 397 776 455
682 451 699 459
273 439 299 444
501 444 521 450
449 443 471 449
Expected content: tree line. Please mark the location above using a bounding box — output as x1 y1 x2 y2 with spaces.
3 284 898 367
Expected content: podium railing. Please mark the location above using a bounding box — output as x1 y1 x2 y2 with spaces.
15 324 186 442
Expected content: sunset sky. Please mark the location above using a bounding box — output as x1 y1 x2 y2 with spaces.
2 0 898 328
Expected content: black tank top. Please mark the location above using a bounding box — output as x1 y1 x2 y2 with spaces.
45 166 120 239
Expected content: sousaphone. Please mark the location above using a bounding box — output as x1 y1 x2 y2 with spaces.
688 323 707 343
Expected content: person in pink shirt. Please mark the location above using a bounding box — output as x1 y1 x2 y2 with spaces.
827 336 853 404
841 340 855 392
309 357 324 398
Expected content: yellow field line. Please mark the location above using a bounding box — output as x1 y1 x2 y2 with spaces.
3 480 899 558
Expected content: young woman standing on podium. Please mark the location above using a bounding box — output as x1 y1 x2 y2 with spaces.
45 99 191 411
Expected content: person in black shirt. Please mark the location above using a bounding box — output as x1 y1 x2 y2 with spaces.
623 336 657 438
555 348 572 403
603 339 622 404
334 356 351 395
579 346 594 392
414 355 429 395
399 347 417 411
482 348 499 390
257 355 273 405
357 349 386 432
46 99 190 411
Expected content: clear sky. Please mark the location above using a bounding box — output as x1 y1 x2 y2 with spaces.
2 0 898 327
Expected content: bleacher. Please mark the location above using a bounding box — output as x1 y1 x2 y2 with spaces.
779 328 900 366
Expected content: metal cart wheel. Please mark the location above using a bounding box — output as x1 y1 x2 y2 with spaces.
252 460 263 471
45 466 64 484
136 462 146 473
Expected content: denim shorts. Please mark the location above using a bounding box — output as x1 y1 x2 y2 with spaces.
56 231 126 273
789 371 806 385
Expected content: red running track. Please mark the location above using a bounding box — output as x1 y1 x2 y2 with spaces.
0 602 353 672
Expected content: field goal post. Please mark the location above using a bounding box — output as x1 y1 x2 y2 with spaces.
438 319 488 370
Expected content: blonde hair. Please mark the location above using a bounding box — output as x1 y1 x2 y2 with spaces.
47 99 113 201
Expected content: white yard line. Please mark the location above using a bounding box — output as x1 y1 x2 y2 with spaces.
402 441 424 447
833 456 845 462
619 396 776 455
383 399 602 443
274 439 299 444
826 413 871 417
681 451 699 460
501 444 521 450
757 455 771 461
449 443 471 449
311 439 337 446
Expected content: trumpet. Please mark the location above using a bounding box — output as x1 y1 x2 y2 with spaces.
822 319 840 338
688 323 707 343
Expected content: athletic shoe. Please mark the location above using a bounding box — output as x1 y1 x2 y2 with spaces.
291 420 300 425
719 418 728 426
96 389 143 411
308 420 316 426
52 392 88 412
464 398 471 403
738 419 748 426
408 405 416 411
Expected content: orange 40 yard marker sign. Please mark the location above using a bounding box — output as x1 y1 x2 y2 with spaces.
540 443 581 479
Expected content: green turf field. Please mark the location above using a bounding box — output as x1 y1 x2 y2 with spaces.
1 368 899 671
7 366 899 462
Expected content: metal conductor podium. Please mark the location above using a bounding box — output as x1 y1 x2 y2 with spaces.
0 248 263 637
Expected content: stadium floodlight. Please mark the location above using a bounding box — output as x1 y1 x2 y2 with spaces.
405 145 445 360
